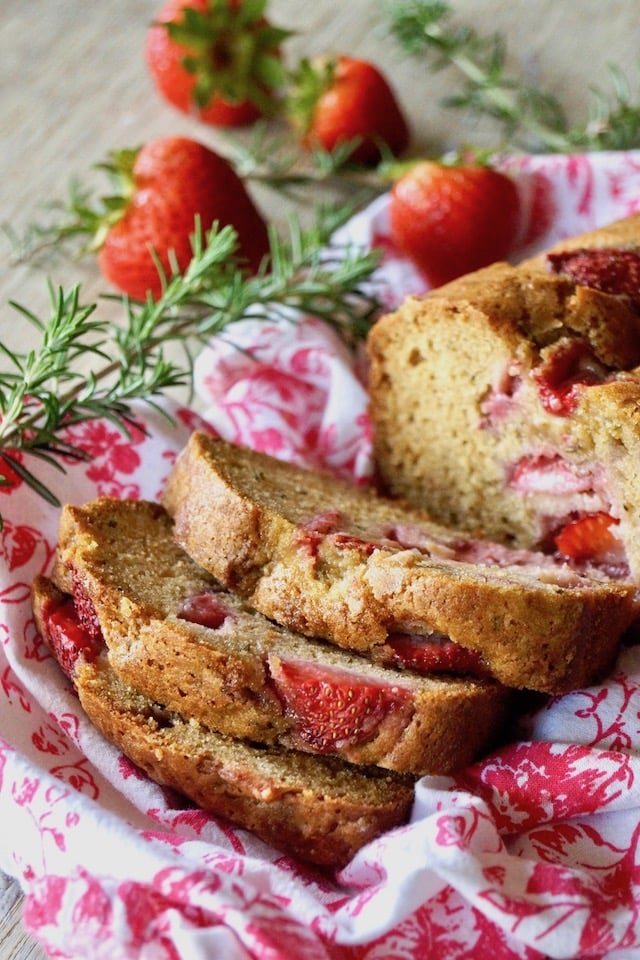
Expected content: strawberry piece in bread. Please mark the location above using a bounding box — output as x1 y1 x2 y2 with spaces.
554 513 624 566
268 658 411 754
33 578 103 680
547 247 640 299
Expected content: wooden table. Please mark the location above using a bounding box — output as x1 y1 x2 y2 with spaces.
2 1 639 955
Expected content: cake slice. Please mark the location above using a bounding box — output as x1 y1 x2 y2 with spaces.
43 497 510 776
32 576 413 870
162 432 638 694
367 212 640 585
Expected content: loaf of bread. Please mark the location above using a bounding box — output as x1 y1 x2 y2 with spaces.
367 213 640 586
45 497 509 776
32 575 413 870
162 432 638 694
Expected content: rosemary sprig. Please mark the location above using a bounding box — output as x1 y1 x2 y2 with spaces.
191 206 382 345
3 150 140 268
384 0 640 153
0 212 381 513
227 122 391 200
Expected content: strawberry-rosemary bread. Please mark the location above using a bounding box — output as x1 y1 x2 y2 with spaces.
32 577 413 870
367 213 640 587
39 497 509 776
162 432 638 694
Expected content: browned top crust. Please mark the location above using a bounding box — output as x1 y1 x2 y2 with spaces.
392 256 640 370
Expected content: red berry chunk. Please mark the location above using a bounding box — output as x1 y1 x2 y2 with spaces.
295 511 388 560
385 633 488 677
547 248 640 301
43 596 102 680
508 452 598 496
295 511 343 558
532 339 607 416
70 577 104 642
177 592 232 629
554 512 622 563
270 658 409 753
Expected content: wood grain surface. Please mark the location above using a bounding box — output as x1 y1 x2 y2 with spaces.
2 1 640 955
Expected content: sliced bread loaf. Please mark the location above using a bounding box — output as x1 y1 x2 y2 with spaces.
162 432 638 694
32 575 413 870
367 213 640 584
46 497 510 775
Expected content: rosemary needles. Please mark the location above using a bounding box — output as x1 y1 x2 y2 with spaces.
0 213 381 512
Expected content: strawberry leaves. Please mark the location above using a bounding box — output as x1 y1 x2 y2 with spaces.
287 55 410 165
146 0 291 125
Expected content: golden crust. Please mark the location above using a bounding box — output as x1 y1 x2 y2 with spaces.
523 211 640 263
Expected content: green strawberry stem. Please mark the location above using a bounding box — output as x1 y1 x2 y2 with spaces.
285 56 337 136
160 0 292 113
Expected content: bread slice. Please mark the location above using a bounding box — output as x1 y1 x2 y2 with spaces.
367 212 640 584
45 497 510 776
32 577 413 870
162 433 638 694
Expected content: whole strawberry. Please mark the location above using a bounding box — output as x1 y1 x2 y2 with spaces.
288 55 410 165
145 0 290 127
98 136 269 300
388 161 521 287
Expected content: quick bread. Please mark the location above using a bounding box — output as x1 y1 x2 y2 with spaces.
367 213 640 584
32 575 413 870
162 432 638 693
46 497 510 776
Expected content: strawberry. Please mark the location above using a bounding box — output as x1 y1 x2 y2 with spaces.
287 55 410 165
69 577 104 641
547 248 640 301
531 339 608 416
177 591 232 628
388 161 521 287
145 0 290 127
97 136 269 300
385 633 488 677
270 658 409 753
554 512 622 563
41 595 102 680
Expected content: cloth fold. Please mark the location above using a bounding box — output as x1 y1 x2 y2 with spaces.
3 151 640 958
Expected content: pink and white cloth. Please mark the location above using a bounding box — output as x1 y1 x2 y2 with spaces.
3 151 640 959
